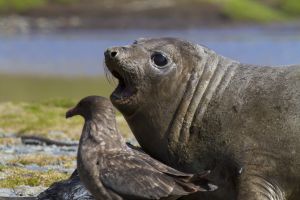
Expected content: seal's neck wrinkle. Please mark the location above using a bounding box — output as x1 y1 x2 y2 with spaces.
167 51 208 148
179 51 220 144
191 56 238 129
167 47 238 161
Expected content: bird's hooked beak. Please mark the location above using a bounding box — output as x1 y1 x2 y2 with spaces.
66 107 78 119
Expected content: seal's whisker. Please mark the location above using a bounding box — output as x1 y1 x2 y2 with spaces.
104 62 116 86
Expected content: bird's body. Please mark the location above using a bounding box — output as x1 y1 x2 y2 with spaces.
67 96 216 200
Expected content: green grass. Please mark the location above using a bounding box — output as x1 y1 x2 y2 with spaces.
0 0 298 23
281 0 300 16
0 0 78 12
0 165 69 188
0 100 84 140
220 0 287 22
0 74 132 140
0 100 132 140
0 74 114 102
0 0 46 12
1 155 76 188
8 154 76 168
0 74 132 188
51 0 77 5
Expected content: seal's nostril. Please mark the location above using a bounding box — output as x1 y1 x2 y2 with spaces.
111 51 117 58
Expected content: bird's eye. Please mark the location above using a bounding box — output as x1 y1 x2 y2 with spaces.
151 53 168 67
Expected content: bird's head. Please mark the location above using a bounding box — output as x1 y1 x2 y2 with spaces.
66 96 114 120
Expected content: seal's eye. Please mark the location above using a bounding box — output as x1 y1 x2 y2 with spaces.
151 53 168 67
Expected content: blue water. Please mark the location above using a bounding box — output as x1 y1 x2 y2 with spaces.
1 26 300 75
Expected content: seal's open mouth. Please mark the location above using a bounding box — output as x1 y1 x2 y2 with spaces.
110 70 137 103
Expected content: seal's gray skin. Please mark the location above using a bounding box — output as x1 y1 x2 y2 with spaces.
67 96 217 200
105 38 300 200
38 169 93 200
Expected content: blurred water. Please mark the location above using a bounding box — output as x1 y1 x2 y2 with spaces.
1 26 300 76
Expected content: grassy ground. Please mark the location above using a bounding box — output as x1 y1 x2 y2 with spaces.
0 154 76 188
0 100 132 140
0 0 299 25
221 0 287 22
0 74 132 189
0 165 70 188
8 154 76 168
0 100 82 140
0 74 132 139
0 74 114 102
0 0 76 13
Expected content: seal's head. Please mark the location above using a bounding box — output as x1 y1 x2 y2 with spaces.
104 38 209 161
105 38 203 116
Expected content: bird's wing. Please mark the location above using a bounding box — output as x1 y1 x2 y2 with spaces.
99 153 200 200
128 146 211 180
125 142 197 178
132 148 217 192
126 142 145 153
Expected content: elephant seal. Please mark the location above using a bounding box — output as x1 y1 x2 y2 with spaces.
66 96 217 200
104 37 300 200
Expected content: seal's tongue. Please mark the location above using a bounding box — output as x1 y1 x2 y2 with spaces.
114 81 134 99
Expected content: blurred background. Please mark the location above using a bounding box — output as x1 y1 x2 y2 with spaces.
1 0 300 195
1 0 300 102
2 0 300 139
0 0 300 147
